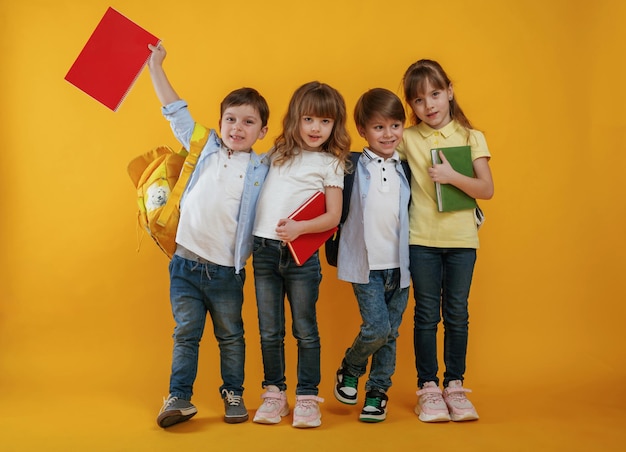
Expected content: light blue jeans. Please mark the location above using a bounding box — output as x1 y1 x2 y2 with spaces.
168 254 246 400
342 269 409 392
409 245 476 388
252 237 322 396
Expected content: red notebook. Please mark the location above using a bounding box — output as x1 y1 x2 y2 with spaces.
287 191 338 266
65 7 160 111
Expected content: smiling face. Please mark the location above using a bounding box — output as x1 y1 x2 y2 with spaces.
358 115 404 159
408 79 454 130
219 104 268 152
298 115 334 151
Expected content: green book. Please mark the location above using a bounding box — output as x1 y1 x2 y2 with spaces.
431 146 477 212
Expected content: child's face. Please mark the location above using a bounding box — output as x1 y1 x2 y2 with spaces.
220 104 268 152
358 116 404 159
299 115 334 151
408 79 453 130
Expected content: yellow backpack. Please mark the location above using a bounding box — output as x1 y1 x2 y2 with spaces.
127 123 209 258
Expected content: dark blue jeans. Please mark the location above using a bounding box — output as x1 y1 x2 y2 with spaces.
409 245 476 388
343 269 409 392
168 255 246 400
252 237 322 396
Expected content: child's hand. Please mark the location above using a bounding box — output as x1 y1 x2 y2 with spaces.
428 150 456 184
275 218 303 243
148 43 166 69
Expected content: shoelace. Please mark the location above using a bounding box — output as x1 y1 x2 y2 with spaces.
342 374 358 389
364 395 383 408
160 396 178 413
222 390 242 406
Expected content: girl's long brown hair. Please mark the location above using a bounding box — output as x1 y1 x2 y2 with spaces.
402 59 473 130
271 81 351 167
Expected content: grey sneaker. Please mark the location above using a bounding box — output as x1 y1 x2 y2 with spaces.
222 389 249 424
157 395 197 428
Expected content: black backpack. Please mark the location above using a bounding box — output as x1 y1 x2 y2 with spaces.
325 152 411 266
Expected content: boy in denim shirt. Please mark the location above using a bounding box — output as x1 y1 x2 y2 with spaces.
147 44 269 428
333 88 410 422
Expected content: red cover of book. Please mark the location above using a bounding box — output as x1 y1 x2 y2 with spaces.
287 191 338 266
64 7 160 111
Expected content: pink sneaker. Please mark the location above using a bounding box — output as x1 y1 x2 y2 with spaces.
292 395 324 428
253 385 289 424
415 382 451 422
443 380 479 421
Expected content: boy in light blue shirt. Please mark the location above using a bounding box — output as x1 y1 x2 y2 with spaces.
333 88 410 422
147 44 269 428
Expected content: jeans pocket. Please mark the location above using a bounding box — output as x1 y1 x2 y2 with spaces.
253 236 263 253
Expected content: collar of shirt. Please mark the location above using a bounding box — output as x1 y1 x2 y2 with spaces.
416 119 460 139
361 147 399 164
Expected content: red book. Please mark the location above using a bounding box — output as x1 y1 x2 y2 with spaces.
64 7 160 111
287 191 338 266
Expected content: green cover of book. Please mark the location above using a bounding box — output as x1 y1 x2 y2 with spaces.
431 146 477 212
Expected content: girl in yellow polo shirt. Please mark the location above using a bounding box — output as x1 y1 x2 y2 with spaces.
397 59 494 423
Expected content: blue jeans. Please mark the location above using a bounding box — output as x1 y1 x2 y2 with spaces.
343 269 409 392
252 237 322 396
409 245 476 388
168 255 246 400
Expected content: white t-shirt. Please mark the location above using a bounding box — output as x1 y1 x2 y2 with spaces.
176 147 251 266
253 150 343 240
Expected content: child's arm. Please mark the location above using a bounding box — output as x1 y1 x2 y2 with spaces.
147 44 181 106
429 153 494 200
275 186 342 242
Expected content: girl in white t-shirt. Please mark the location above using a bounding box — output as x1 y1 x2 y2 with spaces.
252 81 350 428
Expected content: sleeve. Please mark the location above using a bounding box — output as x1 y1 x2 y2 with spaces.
323 156 345 189
161 100 195 150
469 129 491 161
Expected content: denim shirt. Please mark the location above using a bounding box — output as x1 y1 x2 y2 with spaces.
162 100 269 273
337 152 411 287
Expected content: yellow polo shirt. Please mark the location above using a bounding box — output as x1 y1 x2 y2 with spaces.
397 120 490 249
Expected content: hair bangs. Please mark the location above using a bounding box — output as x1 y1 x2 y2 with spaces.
300 88 340 119
405 65 448 100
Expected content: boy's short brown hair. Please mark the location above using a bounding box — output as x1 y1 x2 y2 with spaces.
354 88 405 129
221 87 270 127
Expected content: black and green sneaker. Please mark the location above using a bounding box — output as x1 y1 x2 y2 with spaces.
334 367 359 405
359 388 388 423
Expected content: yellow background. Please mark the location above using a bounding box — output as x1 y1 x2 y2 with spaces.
1 0 625 450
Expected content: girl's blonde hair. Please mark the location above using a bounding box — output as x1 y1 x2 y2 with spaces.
271 81 351 166
402 59 473 130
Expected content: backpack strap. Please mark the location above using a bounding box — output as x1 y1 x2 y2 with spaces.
340 151 361 224
156 123 209 227
400 159 411 182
